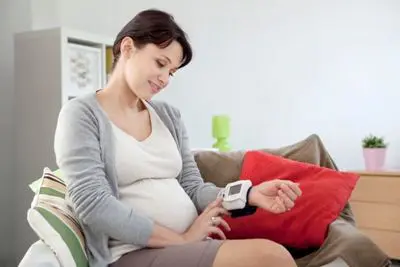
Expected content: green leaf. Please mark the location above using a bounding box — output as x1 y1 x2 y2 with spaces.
362 134 388 148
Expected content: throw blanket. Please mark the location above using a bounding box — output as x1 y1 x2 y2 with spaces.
194 134 392 267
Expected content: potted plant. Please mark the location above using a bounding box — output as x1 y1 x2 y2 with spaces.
362 134 388 171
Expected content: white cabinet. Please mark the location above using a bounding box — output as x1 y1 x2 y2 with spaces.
15 27 114 105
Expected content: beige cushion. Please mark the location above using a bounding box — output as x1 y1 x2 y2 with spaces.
260 134 338 168
193 150 245 187
193 134 338 187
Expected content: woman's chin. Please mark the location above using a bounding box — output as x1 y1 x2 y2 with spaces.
139 93 154 101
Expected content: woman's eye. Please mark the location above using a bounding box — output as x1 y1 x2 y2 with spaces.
156 60 165 68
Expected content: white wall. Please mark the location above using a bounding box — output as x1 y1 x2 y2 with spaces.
48 0 400 171
9 0 400 262
0 0 31 266
30 0 60 29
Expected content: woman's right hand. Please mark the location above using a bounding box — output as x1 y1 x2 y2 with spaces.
182 198 231 243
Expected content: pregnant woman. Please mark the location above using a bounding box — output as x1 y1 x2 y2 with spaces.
54 8 302 267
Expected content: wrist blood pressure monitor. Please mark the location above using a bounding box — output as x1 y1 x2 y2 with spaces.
218 180 253 211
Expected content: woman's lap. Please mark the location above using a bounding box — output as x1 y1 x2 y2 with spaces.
110 240 224 267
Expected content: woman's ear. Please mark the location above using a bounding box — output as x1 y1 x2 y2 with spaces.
120 37 135 58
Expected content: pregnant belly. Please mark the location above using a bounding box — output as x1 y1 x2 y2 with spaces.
118 178 199 233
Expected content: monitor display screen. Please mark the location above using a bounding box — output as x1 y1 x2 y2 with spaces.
228 184 241 195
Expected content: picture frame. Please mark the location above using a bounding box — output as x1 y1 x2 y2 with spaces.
66 43 103 98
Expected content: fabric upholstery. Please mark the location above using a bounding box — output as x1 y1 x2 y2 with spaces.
193 134 392 267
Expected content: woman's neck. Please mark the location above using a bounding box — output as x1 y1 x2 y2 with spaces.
101 70 144 113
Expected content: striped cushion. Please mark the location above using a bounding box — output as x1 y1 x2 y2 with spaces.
27 167 88 267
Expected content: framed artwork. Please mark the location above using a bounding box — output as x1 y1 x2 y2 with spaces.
67 43 102 98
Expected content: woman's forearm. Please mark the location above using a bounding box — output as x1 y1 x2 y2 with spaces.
146 223 186 248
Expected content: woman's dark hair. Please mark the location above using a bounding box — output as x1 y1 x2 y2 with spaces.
112 9 192 70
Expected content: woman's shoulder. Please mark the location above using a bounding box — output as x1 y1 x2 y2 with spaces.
59 92 100 118
56 92 104 131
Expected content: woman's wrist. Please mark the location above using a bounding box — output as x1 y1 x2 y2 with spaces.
248 186 259 207
147 223 186 248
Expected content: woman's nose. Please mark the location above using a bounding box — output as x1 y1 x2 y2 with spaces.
158 71 169 87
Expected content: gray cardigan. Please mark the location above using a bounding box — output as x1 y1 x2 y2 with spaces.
54 92 221 267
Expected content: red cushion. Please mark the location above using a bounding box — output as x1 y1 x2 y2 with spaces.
219 150 359 248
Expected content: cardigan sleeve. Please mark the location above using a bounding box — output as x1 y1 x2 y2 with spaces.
172 108 223 213
54 99 154 245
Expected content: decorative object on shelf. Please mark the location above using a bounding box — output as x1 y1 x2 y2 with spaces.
362 134 388 171
105 46 114 81
212 115 231 152
67 43 102 98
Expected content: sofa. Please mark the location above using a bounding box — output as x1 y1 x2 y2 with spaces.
192 134 391 267
19 134 392 267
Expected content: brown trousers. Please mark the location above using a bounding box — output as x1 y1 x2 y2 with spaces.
110 240 223 267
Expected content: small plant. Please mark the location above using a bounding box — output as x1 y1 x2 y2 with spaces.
362 134 388 149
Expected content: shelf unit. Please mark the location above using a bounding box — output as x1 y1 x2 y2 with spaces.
13 27 114 256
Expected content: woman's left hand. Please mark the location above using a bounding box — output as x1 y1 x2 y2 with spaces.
248 180 302 214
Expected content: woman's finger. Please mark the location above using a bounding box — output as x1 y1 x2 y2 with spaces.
274 195 286 213
203 198 223 214
219 218 231 232
280 183 298 201
278 190 295 209
208 207 230 217
286 181 302 196
211 216 231 232
209 226 227 240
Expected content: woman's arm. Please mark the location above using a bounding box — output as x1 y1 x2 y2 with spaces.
174 110 223 213
54 100 157 246
147 224 185 247
55 99 225 248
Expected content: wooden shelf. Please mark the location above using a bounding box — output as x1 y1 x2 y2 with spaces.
351 170 400 177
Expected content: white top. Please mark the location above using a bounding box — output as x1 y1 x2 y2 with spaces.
108 100 198 262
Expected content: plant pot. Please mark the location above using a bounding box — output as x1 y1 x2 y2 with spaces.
363 148 387 171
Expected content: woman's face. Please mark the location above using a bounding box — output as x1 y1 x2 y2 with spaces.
120 37 183 100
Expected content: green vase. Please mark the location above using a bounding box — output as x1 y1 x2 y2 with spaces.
212 115 231 152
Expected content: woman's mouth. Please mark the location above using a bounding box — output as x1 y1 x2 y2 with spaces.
149 81 161 94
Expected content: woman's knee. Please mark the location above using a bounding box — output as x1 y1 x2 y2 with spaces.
251 239 296 267
213 239 296 267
